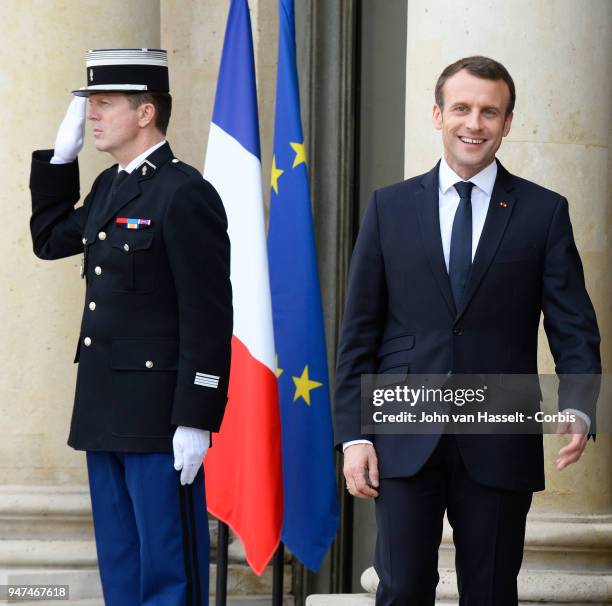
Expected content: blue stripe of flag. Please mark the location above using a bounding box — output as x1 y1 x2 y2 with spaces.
211 0 261 159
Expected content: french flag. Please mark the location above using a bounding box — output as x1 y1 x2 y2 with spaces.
203 0 283 575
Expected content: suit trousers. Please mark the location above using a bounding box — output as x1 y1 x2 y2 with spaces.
86 451 209 606
374 435 532 606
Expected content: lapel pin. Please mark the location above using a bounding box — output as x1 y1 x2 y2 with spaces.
142 165 147 176
500 201 508 208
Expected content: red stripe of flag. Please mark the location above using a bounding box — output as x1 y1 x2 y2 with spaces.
204 336 283 575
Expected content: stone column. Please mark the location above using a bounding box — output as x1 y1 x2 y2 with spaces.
408 0 612 602
402 0 612 517
2 2 287 602
0 0 159 598
160 0 278 206
309 0 612 603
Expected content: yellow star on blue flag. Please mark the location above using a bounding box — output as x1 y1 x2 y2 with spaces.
290 142 307 168
270 155 284 194
292 365 323 405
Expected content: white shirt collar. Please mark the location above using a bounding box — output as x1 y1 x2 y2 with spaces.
438 156 497 196
119 140 167 174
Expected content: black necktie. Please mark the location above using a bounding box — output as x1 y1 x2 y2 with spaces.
112 170 129 197
94 170 129 227
449 181 474 309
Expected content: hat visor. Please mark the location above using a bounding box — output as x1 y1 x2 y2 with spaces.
72 84 150 97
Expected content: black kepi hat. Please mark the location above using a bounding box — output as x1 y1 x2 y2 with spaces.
72 48 169 97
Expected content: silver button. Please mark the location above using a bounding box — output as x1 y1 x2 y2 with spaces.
94 266 102 275
145 360 154 369
82 237 87 245
172 158 179 163
123 243 130 252
88 301 96 311
83 337 92 347
98 231 106 241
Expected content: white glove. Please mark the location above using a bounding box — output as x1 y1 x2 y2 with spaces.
51 96 87 164
173 426 210 486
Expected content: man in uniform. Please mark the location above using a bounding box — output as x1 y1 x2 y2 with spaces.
29 48 232 606
335 56 600 605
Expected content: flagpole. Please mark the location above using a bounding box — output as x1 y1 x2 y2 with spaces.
215 520 229 606
272 542 284 605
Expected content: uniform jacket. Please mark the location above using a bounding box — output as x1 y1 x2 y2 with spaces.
334 160 601 492
30 142 232 453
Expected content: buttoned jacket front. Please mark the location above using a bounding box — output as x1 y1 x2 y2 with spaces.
334 160 601 492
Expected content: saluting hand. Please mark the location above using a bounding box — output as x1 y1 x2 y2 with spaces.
51 96 87 164
173 426 210 485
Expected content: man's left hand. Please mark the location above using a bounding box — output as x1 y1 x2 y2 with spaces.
556 417 588 470
173 426 210 485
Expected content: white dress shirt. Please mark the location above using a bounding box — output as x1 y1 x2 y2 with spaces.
343 158 588 451
120 139 166 173
438 156 496 269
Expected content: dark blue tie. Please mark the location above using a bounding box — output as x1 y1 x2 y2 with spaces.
449 181 474 309
94 170 129 226
112 169 129 194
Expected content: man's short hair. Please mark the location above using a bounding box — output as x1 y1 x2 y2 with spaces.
127 92 172 135
435 56 515 117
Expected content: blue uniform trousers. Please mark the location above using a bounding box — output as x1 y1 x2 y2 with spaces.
86 452 209 606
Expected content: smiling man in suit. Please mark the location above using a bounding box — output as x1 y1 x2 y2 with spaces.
335 56 600 605
29 49 232 606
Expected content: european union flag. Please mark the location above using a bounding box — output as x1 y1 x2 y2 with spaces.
267 0 339 572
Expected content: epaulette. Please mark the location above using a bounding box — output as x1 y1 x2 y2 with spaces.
169 158 203 179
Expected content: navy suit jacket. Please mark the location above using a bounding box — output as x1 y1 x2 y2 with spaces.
334 160 600 492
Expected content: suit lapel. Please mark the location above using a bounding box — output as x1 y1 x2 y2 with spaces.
415 162 457 317
456 160 516 320
88 142 175 234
